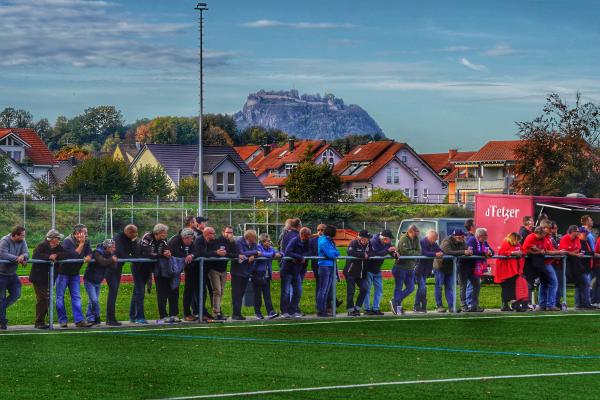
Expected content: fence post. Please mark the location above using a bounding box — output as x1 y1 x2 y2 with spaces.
198 257 205 323
452 257 458 313
49 261 55 330
78 194 81 224
562 255 568 310
156 195 159 224
51 195 56 229
229 199 232 226
253 196 256 227
130 195 134 224
181 196 185 229
23 192 26 229
104 195 108 238
332 259 337 317
275 200 280 240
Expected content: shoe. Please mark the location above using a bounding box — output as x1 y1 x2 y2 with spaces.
461 305 470 312
255 313 264 320
76 321 93 328
184 315 198 322
215 313 228 321
231 315 246 321
501 306 512 312
204 313 215 320
292 312 303 319
267 312 279 320
373 310 384 316
317 312 333 318
467 307 484 313
413 307 426 313
135 319 148 324
547 306 561 312
0 323 6 330
106 321 122 326
396 306 404 315
156 318 167 325
89 319 101 326
390 300 397 315
281 313 291 319
170 317 182 323
436 307 446 313
202 315 215 322
35 324 50 330
347 309 361 317
364 309 373 315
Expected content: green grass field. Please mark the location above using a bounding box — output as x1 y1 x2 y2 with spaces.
2 313 600 399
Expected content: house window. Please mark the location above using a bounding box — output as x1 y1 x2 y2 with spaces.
414 188 419 198
404 188 411 198
276 188 283 199
400 150 407 163
285 164 296 176
423 188 429 198
227 172 236 193
393 168 400 184
386 168 392 184
354 187 364 200
321 150 335 167
216 172 224 192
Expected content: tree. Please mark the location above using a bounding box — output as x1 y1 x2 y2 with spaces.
331 133 385 155
30 179 61 200
205 125 234 146
0 154 21 196
64 157 133 195
175 176 211 199
202 114 237 138
0 107 33 128
367 188 410 203
101 133 122 152
35 118 52 144
133 165 173 199
135 116 234 146
54 146 91 161
513 93 600 196
234 126 288 146
285 161 346 202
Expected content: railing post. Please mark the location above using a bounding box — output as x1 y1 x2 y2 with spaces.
452 256 458 313
332 259 337 317
49 261 55 330
198 257 205 323
562 255 568 310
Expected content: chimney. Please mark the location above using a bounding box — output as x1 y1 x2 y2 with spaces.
262 144 272 156
288 138 295 151
448 149 458 160
320 139 327 146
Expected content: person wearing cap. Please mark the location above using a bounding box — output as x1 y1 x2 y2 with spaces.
317 225 340 317
344 230 372 316
414 230 443 313
30 230 69 329
363 229 396 315
84 239 117 325
577 226 595 309
0 226 29 330
58 224 93 328
391 225 421 315
194 216 208 239
434 229 472 313
460 228 493 312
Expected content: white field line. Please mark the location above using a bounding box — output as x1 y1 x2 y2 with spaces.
151 371 600 399
1 312 599 337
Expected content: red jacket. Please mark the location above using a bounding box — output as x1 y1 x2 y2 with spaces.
494 240 524 284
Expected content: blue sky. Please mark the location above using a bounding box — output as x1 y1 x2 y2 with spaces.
1 0 599 152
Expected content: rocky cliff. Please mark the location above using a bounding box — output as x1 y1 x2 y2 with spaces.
233 90 384 140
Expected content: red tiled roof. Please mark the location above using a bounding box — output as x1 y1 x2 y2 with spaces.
461 140 522 163
443 168 459 182
234 145 261 161
249 140 330 176
0 128 56 165
420 151 475 173
334 141 414 182
261 175 287 187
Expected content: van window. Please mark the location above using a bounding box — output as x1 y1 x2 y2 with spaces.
398 221 435 240
446 221 465 236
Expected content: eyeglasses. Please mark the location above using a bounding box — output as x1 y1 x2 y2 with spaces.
224 231 234 234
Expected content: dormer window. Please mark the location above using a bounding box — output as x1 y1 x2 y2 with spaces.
400 150 407 163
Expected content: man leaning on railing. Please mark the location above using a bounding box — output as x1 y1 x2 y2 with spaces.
0 226 28 330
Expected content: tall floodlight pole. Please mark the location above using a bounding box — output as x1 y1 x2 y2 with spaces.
195 3 208 216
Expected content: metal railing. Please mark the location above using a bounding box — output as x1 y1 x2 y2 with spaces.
1 253 590 330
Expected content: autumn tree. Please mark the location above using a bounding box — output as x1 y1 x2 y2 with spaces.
513 93 600 196
285 161 346 202
54 146 91 161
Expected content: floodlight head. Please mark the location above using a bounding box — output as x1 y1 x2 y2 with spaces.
195 3 208 10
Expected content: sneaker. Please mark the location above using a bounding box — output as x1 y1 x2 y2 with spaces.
364 309 373 315
317 312 333 318
231 315 246 321
347 309 360 317
267 312 279 320
292 312 303 319
215 313 228 321
106 321 122 326
170 317 182 323
75 321 93 328
135 319 148 324
35 324 50 330
461 305 470 312
89 319 101 326
373 310 384 316
59 322 68 328
156 318 167 325
396 306 404 315
281 313 291 319
547 306 561 312
255 313 264 320
467 307 484 313
390 300 397 315
436 307 446 313
413 307 426 313
184 315 198 322
0 323 6 330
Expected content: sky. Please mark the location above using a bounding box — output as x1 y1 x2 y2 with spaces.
1 0 599 152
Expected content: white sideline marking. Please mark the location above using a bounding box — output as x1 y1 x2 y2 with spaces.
151 371 600 399
1 312 599 337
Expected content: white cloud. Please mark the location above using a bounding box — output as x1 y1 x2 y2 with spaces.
0 0 234 68
481 43 523 57
242 19 355 29
460 58 487 71
435 46 473 52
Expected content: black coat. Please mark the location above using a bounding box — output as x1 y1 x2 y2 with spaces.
344 239 370 280
194 236 237 273
29 241 69 285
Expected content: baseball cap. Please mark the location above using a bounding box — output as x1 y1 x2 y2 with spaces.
46 229 64 240
380 229 394 239
452 229 465 236
102 239 115 248
196 216 208 224
358 230 372 239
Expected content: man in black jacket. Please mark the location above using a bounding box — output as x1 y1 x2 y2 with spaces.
139 224 172 324
111 224 138 326
30 230 68 329
344 230 372 316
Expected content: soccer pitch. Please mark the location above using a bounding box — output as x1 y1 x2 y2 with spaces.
2 313 600 399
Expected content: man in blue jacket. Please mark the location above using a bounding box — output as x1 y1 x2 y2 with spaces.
415 230 443 313
279 219 301 314
0 226 29 330
232 230 261 320
317 225 340 317
363 229 396 315
282 227 312 318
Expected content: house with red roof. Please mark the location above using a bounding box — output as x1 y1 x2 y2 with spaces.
420 149 476 203
333 140 445 202
0 128 57 192
450 140 521 203
235 138 342 200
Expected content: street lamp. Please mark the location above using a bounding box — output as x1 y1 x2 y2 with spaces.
195 2 208 216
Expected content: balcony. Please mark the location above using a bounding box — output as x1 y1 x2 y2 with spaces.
455 177 509 191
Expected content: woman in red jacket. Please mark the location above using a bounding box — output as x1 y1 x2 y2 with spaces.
495 232 525 311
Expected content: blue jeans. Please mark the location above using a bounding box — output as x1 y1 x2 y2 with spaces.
575 272 592 308
466 281 473 307
316 266 334 314
0 274 22 324
392 267 415 306
56 274 85 324
280 267 302 314
434 270 454 309
84 280 102 322
129 264 151 321
555 266 565 306
538 264 558 308
363 271 383 311
414 272 428 310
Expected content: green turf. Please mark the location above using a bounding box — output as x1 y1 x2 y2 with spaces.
1 314 600 399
